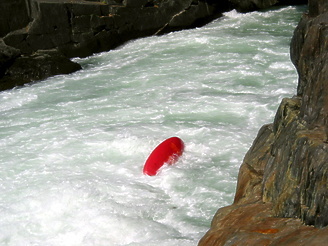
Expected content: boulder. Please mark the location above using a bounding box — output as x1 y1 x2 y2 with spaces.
0 50 81 91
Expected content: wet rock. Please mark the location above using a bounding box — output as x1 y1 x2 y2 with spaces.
0 50 81 91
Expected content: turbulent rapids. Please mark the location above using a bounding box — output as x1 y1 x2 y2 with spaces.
0 6 305 246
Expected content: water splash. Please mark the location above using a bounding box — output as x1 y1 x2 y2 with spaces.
0 6 305 245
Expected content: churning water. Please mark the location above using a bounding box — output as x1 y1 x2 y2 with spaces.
0 6 305 245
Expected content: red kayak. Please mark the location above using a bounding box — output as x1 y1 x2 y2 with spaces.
143 137 184 176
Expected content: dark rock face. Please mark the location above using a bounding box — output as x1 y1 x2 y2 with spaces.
199 0 328 244
2 0 229 58
230 0 308 12
0 40 21 77
0 0 31 37
0 0 233 90
1 0 299 91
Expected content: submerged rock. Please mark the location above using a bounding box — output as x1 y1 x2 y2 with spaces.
199 0 328 244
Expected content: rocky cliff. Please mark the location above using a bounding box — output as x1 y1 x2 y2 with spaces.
0 0 305 91
0 0 231 91
199 0 328 245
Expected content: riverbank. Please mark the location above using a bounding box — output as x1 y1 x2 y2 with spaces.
1 0 305 91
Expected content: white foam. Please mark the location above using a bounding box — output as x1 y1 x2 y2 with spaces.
0 6 304 245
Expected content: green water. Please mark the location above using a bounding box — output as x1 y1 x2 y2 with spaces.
0 6 305 245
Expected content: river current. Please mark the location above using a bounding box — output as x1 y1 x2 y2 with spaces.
0 6 305 246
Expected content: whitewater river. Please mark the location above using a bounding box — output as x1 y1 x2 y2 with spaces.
0 6 305 246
